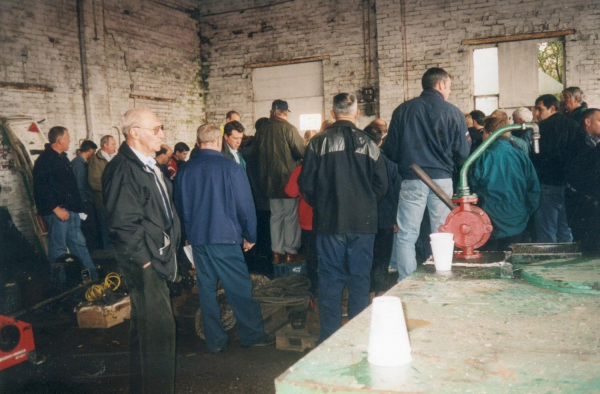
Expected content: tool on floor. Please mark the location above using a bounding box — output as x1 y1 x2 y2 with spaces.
0 315 45 371
412 123 540 258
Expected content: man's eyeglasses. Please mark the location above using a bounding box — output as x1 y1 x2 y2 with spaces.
134 125 164 135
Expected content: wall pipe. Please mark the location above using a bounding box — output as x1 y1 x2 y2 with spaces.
458 122 540 196
77 0 93 139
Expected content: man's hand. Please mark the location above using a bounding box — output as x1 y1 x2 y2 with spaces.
243 239 255 252
53 207 70 221
393 224 399 233
143 262 152 269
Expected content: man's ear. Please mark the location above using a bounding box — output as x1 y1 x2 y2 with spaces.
356 108 361 119
330 109 336 120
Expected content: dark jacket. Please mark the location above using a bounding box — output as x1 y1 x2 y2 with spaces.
378 152 402 229
530 113 581 186
565 130 598 198
221 139 247 171
88 149 109 210
298 120 388 234
174 149 257 245
253 116 305 198
33 144 82 216
71 154 94 204
470 138 540 239
384 89 471 180
102 143 181 282
567 106 587 125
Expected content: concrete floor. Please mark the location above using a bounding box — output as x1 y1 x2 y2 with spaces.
0 300 305 393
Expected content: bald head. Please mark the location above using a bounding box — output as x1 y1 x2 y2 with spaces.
370 119 388 135
122 108 165 156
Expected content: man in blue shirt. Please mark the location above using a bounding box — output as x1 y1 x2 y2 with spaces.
175 123 272 353
384 68 471 281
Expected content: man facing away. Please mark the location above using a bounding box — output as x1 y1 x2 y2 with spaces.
531 94 581 243
299 93 388 343
512 107 534 152
88 134 117 250
72 140 98 248
470 116 540 251
33 127 98 283
254 99 306 263
102 108 181 394
221 120 247 171
384 67 471 281
175 123 273 353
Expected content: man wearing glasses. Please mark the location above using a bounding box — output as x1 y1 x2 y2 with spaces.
103 108 181 394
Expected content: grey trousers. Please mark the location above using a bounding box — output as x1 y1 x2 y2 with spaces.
269 198 301 255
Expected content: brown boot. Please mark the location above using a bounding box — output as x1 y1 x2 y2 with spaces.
272 252 284 264
285 253 305 263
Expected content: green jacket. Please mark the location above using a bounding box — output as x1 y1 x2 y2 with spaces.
469 138 540 239
253 116 305 199
88 149 109 209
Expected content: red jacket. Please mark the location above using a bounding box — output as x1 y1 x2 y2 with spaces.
285 165 313 231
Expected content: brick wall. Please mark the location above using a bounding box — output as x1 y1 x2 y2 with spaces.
198 0 380 133
376 0 600 120
0 0 203 239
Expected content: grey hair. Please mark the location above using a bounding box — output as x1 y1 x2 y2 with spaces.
270 109 287 118
332 93 358 117
122 108 151 137
563 87 585 104
197 123 222 144
100 134 114 147
512 107 533 123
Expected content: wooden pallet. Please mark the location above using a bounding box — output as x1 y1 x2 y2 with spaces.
276 323 318 352
77 296 131 329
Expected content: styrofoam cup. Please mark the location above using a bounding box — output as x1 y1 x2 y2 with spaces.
367 296 412 367
430 239 454 271
430 232 454 242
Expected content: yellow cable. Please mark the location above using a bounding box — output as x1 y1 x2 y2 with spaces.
85 272 121 302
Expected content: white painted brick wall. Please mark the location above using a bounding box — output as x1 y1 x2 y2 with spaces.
198 0 380 133
376 0 600 121
0 0 203 240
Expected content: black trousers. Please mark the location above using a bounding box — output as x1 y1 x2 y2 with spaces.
119 258 176 394
301 229 318 292
371 227 394 293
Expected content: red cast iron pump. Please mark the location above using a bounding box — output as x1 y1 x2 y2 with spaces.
411 123 540 259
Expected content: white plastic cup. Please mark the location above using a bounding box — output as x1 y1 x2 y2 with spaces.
367 296 412 367
430 233 454 271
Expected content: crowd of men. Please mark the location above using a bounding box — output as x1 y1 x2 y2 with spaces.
31 67 599 393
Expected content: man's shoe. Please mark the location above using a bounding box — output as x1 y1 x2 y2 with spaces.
272 252 284 264
285 253 305 263
243 333 276 348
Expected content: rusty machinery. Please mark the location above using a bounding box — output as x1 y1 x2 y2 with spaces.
412 123 540 259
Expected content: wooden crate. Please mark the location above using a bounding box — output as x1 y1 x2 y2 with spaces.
261 304 290 335
276 323 318 352
77 296 131 329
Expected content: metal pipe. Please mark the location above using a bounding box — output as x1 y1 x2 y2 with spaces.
410 163 456 211
77 0 93 139
458 123 539 196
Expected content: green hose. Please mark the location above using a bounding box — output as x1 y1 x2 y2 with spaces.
458 123 536 196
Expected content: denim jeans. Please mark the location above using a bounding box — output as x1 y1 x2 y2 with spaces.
44 210 98 282
193 244 265 352
534 184 573 243
317 233 375 343
394 178 453 281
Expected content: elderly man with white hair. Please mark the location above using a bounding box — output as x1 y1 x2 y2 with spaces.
511 107 534 152
102 108 181 394
299 93 388 343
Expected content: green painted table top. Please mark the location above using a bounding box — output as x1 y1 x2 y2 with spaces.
276 269 600 393
521 257 600 295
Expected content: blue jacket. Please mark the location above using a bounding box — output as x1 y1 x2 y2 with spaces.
469 138 540 239
384 89 471 180
174 149 257 245
71 154 94 204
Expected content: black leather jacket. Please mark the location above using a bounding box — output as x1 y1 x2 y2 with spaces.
298 120 388 234
102 143 181 282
